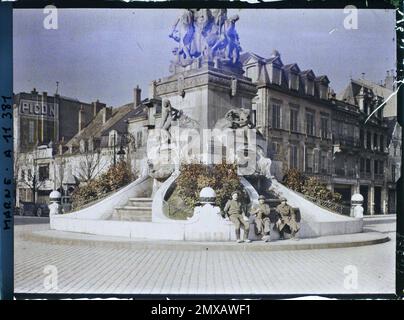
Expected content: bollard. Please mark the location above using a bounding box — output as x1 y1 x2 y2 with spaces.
351 193 364 218
49 190 62 216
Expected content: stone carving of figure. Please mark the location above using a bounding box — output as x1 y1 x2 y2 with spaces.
170 9 242 68
160 99 182 132
215 108 254 130
169 9 195 63
192 9 213 59
223 15 241 64
256 147 272 180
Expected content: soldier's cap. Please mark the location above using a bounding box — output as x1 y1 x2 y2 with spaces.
280 197 287 201
258 195 265 200
232 191 239 196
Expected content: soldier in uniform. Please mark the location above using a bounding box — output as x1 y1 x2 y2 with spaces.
250 195 271 242
223 191 251 243
275 197 300 240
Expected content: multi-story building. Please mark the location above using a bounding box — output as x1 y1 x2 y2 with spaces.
13 88 106 153
241 50 396 214
15 86 146 206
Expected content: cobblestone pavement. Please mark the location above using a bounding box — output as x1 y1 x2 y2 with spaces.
14 220 396 295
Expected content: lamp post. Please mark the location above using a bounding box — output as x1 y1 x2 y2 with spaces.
113 132 117 166
117 134 126 162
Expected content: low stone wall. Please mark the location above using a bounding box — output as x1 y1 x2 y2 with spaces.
270 179 363 237
50 175 152 222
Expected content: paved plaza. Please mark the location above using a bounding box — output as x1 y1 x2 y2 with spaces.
14 216 396 295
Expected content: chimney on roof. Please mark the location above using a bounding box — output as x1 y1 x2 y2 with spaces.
92 100 106 116
149 81 157 99
384 69 395 90
361 73 365 79
78 105 86 132
41 92 48 113
134 85 141 108
102 107 113 124
31 88 38 95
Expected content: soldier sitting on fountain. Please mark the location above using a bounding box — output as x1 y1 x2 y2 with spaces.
275 197 300 240
250 195 271 242
223 191 251 243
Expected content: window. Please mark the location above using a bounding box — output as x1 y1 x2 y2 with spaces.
392 164 396 181
319 84 328 99
136 131 143 148
289 145 298 169
374 161 379 175
272 104 281 129
290 74 299 91
306 80 314 96
39 165 49 181
380 135 384 152
21 169 25 181
373 133 378 150
272 67 281 85
246 66 257 81
108 130 118 147
360 130 364 148
320 151 327 173
320 117 329 139
360 158 365 173
366 159 371 173
379 160 384 174
305 148 313 173
79 139 86 153
270 142 281 158
29 120 34 144
290 109 298 132
377 108 383 119
313 149 320 173
366 132 372 149
306 112 315 136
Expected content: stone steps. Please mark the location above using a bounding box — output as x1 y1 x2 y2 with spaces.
112 198 153 222
128 198 153 206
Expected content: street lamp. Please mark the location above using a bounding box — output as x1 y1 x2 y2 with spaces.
113 132 116 166
117 146 126 162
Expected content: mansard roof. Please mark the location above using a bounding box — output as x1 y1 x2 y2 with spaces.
240 52 266 65
282 63 301 74
300 69 316 80
266 55 283 67
315 75 330 84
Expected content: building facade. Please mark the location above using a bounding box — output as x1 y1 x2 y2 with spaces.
15 87 146 207
241 51 396 214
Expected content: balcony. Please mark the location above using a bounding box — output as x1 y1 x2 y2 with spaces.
332 136 359 148
360 172 372 180
374 174 384 181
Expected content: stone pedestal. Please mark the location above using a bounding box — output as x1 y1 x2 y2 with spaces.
154 63 257 130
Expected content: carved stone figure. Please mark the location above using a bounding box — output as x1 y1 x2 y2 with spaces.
169 9 241 69
169 9 195 64
214 108 254 130
256 147 272 180
223 14 241 64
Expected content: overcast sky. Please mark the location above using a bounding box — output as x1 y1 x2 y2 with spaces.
13 8 396 107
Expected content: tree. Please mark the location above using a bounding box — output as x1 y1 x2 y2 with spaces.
74 150 106 184
17 152 46 204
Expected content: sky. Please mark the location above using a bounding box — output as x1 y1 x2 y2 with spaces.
13 8 396 107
